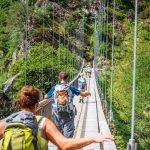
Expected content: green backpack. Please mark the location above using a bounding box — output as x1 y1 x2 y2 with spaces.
0 113 48 150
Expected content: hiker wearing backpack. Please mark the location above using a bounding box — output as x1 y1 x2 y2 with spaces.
78 73 87 103
86 64 92 78
44 71 91 138
0 86 114 150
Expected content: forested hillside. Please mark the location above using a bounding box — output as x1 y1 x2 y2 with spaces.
0 0 94 98
0 0 150 150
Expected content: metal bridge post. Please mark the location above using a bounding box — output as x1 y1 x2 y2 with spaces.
109 110 113 122
108 109 114 131
127 139 137 150
103 99 107 113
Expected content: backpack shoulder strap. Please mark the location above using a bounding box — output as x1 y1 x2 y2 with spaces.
36 115 43 124
35 116 47 143
0 130 12 150
0 138 4 149
35 116 45 133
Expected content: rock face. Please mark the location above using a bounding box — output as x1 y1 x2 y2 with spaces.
0 90 12 120
3 73 21 93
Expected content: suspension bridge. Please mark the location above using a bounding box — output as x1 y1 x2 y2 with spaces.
0 0 140 149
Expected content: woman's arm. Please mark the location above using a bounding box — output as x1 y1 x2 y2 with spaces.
44 119 114 150
62 134 114 150
0 122 5 140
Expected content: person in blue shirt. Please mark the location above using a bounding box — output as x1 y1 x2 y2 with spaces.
78 73 87 103
44 71 91 138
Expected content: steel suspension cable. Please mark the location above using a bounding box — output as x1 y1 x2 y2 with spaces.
41 1 45 90
24 0 29 85
67 28 69 70
103 0 108 112
94 15 96 68
74 31 77 71
96 2 100 93
131 0 138 139
131 1 138 139
94 13 102 94
99 1 102 58
64 13 66 46
109 0 115 125
98 1 102 96
70 29 72 79
104 0 109 112
51 1 55 86
81 14 85 58
105 0 109 60
70 39 72 79
94 13 98 70
127 0 138 149
102 0 105 103
103 0 106 58
63 13 67 70
58 5 62 70
72 42 74 79
100 0 103 98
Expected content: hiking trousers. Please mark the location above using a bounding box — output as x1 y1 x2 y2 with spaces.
52 112 75 138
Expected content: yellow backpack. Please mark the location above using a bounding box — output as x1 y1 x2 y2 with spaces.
0 115 48 150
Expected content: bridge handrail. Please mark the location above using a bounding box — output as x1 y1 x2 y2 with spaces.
93 70 117 150
37 59 85 118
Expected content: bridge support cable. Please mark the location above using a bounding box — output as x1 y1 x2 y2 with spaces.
79 13 85 59
94 13 102 96
41 1 45 91
104 0 109 114
69 28 72 79
51 1 55 86
58 0 61 70
63 12 67 70
109 0 115 128
102 0 107 112
24 0 29 85
67 28 69 70
63 13 66 46
98 1 102 96
94 1 102 96
127 0 138 149
94 14 97 69
94 13 99 78
96 0 107 112
100 0 104 109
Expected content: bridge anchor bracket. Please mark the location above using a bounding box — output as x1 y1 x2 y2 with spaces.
127 139 137 150
108 110 114 131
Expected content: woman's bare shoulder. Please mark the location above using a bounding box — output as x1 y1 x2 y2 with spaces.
0 120 6 129
0 119 6 126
